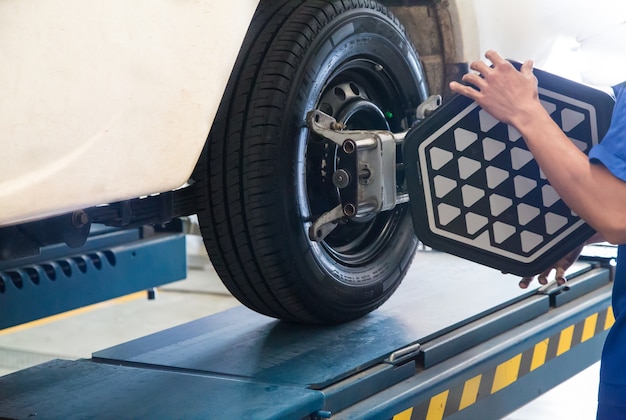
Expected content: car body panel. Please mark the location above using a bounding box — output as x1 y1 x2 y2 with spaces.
0 0 258 225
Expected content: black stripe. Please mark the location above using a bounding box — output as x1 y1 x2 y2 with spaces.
597 308 609 335
412 400 429 420
478 366 497 398
545 331 560 362
571 319 585 348
443 383 464 417
518 346 535 378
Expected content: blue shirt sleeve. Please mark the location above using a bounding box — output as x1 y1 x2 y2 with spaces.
589 82 626 181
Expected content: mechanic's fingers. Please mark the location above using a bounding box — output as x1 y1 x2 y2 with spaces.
537 271 549 285
521 59 535 76
461 73 487 90
555 267 567 285
484 50 507 66
519 277 533 289
469 60 491 76
449 81 479 99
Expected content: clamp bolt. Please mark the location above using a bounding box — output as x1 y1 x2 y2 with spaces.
332 170 351 189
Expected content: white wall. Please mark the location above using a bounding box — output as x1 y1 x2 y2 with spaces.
471 0 626 89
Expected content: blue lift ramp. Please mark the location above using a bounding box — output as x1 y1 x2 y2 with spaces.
0 224 187 330
0 251 614 419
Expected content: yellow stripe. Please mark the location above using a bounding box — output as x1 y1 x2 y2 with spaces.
492 354 522 393
530 338 549 371
581 313 599 343
557 325 575 356
394 308 610 419
394 407 413 420
459 374 482 411
605 306 615 330
426 390 449 420
0 292 145 336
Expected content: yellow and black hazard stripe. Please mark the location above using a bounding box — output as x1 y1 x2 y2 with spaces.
393 306 615 420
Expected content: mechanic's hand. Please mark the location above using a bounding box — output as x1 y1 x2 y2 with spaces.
449 50 544 129
518 243 585 289
518 233 604 289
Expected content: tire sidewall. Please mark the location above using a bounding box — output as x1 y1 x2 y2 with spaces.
276 5 427 314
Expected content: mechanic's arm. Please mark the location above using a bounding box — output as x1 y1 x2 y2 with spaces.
450 50 626 245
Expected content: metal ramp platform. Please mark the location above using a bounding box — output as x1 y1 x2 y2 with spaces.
0 251 613 419
0 224 187 330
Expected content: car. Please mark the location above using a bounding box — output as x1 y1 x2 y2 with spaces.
2 0 625 324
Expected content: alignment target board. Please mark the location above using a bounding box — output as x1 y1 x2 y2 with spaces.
404 64 614 276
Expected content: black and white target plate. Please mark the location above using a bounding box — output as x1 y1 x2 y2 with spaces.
404 62 615 276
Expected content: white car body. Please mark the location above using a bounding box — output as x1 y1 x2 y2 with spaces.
1 0 258 225
1 0 625 227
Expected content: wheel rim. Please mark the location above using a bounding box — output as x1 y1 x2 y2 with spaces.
301 58 415 270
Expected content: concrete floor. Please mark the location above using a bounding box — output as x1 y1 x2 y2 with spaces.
0 241 602 419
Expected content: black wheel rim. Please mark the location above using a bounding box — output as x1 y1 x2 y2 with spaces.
300 57 419 270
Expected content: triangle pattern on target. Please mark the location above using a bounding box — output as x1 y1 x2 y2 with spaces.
545 212 568 235
437 203 461 226
486 166 509 189
489 194 513 217
430 147 454 170
561 109 586 132
514 175 537 198
483 138 506 161
517 203 540 226
521 231 544 253
434 175 457 198
458 157 482 180
479 109 500 133
511 147 534 170
454 128 478 151
493 222 516 244
462 185 485 207
466 212 488 235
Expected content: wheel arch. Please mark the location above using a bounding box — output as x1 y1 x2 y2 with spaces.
376 0 478 99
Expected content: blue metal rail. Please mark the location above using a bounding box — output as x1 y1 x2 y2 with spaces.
0 224 186 329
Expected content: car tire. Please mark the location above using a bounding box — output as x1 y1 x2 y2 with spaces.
194 0 428 323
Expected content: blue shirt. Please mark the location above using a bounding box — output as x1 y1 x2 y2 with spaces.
588 82 626 414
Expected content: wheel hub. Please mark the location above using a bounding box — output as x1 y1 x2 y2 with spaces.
305 74 406 264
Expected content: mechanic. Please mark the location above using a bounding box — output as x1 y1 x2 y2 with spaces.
450 50 626 419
